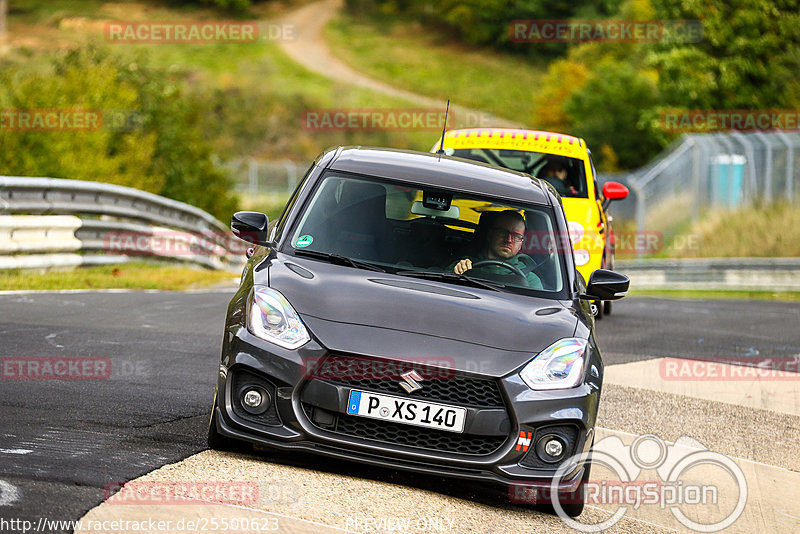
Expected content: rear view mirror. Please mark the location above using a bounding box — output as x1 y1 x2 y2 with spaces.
231 211 271 246
581 269 629 301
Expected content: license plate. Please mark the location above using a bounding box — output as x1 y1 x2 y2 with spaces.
346 390 466 433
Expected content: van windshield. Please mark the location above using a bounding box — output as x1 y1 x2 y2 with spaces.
286 172 570 297
450 148 588 199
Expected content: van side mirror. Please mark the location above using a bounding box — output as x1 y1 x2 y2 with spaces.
580 269 629 301
231 211 272 246
601 181 629 210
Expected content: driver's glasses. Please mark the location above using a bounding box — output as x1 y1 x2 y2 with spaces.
491 228 525 243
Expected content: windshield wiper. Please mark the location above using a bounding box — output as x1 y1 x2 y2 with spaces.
395 270 504 292
293 249 386 272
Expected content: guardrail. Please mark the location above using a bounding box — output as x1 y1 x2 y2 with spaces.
617 258 800 291
0 177 245 271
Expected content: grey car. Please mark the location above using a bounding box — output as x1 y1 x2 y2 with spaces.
208 146 629 516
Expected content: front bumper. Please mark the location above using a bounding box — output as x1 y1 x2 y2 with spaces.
215 327 601 491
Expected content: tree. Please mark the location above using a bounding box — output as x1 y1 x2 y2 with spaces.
0 46 239 221
648 0 800 109
0 0 7 39
564 61 662 170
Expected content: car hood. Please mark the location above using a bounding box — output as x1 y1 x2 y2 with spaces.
264 256 579 374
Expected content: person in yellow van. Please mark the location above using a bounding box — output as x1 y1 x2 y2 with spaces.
449 210 543 289
540 159 578 197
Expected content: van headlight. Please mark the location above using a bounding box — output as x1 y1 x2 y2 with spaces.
519 338 588 390
247 286 310 349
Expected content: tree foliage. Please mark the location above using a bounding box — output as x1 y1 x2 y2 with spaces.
648 0 800 109
346 0 622 55
349 0 800 171
0 46 238 222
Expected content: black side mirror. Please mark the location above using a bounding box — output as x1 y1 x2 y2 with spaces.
231 211 272 246
581 269 629 301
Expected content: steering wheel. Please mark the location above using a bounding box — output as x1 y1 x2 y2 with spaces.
469 260 526 278
468 259 528 285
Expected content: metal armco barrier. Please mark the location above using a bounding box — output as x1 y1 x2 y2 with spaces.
0 177 245 271
617 258 800 291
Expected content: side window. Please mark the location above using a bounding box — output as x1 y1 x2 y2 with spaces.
273 164 315 240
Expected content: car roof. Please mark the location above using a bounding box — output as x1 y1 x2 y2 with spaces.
440 128 588 160
327 146 553 206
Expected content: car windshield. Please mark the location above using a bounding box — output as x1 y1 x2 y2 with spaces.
285 172 569 297
449 148 588 199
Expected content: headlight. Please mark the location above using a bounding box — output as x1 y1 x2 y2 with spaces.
247 286 310 349
519 338 588 390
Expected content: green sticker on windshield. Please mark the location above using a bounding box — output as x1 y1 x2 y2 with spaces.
295 235 313 248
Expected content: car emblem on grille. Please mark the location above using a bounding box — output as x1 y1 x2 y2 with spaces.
399 370 424 393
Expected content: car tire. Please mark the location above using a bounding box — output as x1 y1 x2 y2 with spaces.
207 393 247 452
603 300 612 315
557 460 591 518
594 299 603 320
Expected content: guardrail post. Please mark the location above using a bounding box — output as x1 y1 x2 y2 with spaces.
285 161 298 193
775 131 795 205
248 158 258 195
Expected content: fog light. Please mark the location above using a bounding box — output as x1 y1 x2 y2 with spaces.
243 389 262 408
240 387 271 415
536 434 567 464
545 439 564 457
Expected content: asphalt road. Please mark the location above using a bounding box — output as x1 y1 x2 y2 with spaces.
0 291 798 532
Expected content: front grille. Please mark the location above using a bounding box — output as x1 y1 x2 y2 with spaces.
309 354 504 407
301 354 509 456
305 405 506 455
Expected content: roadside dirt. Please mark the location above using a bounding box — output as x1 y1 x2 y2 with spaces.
278 0 522 129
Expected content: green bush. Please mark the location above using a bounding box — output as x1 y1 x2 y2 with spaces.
0 45 238 222
564 61 661 170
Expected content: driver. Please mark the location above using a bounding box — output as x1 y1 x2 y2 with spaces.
449 210 543 289
540 158 577 196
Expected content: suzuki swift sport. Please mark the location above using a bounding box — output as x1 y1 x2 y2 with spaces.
208 146 629 516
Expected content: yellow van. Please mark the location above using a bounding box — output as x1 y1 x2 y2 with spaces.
432 128 629 317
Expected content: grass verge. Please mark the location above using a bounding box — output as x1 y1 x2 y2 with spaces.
0 262 238 291
629 289 800 302
324 12 545 125
668 202 800 258
237 191 292 220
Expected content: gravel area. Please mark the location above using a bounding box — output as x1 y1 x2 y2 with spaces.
132 451 671 533
599 383 800 472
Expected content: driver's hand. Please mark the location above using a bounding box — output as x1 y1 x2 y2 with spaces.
453 258 472 275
